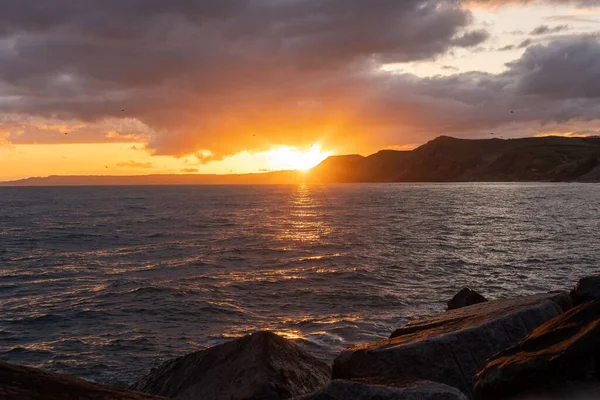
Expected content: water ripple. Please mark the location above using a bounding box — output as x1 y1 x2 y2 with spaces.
1 183 599 386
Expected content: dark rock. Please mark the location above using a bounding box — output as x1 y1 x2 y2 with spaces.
548 291 574 312
474 300 600 400
0 361 165 400
294 378 468 400
447 288 487 311
294 380 466 400
131 331 331 400
571 275 600 305
333 293 566 398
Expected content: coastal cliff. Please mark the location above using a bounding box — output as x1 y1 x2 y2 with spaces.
308 136 600 183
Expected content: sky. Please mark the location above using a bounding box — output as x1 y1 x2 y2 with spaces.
1 0 600 180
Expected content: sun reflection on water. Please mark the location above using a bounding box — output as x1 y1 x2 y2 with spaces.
276 184 333 243
271 330 304 340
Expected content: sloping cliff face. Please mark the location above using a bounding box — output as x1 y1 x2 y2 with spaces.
308 151 412 183
308 136 600 183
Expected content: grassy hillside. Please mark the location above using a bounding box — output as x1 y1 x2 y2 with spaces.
308 136 600 183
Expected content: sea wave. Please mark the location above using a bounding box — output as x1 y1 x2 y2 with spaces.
1 183 599 386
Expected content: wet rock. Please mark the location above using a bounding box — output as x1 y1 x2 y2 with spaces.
474 300 600 400
447 288 487 311
571 275 600 305
0 361 164 400
333 293 566 398
131 331 331 400
294 378 468 400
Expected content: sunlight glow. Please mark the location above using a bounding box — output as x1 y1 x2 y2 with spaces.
534 132 593 138
265 144 333 171
0 142 337 181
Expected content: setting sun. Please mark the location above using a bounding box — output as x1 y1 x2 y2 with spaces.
265 144 333 171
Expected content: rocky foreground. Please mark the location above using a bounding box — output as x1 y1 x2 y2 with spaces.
3 276 600 399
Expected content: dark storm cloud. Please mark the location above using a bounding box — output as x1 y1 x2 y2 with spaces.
0 0 599 155
0 0 484 88
0 0 489 156
314 34 600 146
397 35 600 138
509 36 600 99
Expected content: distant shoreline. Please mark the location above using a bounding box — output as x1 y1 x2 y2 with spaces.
1 181 598 187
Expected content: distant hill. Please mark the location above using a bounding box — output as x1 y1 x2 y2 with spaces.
3 136 600 186
1 170 304 186
307 136 600 183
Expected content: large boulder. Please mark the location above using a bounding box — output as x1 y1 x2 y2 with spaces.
571 275 600 305
474 300 600 400
294 378 468 400
447 288 487 311
0 361 165 400
333 293 567 398
131 331 331 400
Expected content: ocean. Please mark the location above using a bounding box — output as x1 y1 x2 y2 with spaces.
1 183 599 386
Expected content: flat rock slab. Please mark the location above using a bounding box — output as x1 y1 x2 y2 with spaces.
0 362 165 400
131 331 331 400
333 293 567 398
474 300 600 400
294 379 468 400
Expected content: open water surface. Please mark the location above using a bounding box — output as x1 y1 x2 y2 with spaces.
1 183 599 385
